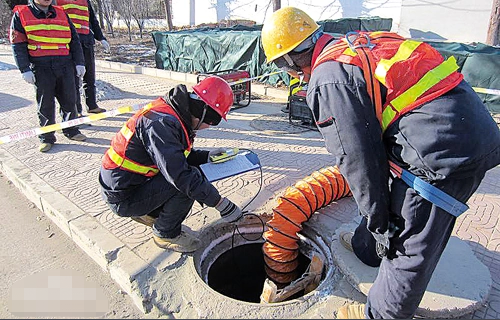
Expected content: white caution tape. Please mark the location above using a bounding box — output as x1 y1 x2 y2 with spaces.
0 102 148 145
473 87 500 96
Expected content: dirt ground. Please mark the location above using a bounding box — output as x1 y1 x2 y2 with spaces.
94 32 157 68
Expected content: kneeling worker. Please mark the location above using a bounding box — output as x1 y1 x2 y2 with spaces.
99 76 243 253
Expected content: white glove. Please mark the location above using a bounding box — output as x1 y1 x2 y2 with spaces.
22 71 35 84
215 197 243 223
75 65 86 78
208 148 228 163
100 39 110 52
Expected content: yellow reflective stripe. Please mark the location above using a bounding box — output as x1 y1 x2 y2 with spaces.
68 13 89 21
24 24 70 32
381 106 397 131
27 44 69 50
107 147 159 175
375 40 421 85
62 4 88 11
342 47 357 56
382 56 459 131
27 34 71 44
120 125 134 140
184 150 191 157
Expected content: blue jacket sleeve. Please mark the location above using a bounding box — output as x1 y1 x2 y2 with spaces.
307 60 391 234
142 117 221 207
87 0 106 41
67 13 85 65
9 12 31 73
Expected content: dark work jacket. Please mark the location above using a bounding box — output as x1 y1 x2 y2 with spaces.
9 0 84 73
307 58 500 225
99 85 221 207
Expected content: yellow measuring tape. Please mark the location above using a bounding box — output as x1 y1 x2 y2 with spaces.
0 102 148 145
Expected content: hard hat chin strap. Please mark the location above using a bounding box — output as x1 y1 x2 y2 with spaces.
193 105 207 131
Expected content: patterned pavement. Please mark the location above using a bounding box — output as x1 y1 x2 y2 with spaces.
0 47 499 318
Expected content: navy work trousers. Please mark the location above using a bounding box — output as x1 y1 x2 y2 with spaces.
32 61 80 143
352 165 488 318
106 174 194 239
75 43 98 114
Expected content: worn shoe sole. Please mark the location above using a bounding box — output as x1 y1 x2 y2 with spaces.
130 215 156 228
337 303 365 319
68 133 87 141
152 234 201 253
339 231 354 252
88 107 106 114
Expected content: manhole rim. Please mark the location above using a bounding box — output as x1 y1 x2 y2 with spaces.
189 223 337 308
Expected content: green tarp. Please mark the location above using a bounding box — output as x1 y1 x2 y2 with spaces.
151 17 393 87
151 17 500 113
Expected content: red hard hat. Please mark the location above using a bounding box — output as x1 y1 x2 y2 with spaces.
192 76 233 120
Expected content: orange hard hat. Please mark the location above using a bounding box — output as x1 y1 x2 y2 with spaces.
192 76 234 120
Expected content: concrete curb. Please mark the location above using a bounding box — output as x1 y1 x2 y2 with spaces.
0 148 152 314
94 59 290 100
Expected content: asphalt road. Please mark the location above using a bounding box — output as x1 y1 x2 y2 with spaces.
0 172 146 319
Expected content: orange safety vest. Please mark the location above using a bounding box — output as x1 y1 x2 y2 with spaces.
311 31 463 132
16 5 71 57
56 0 90 35
102 98 192 177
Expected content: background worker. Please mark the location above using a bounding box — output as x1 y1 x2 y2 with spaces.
261 7 500 319
99 76 243 253
10 0 87 152
55 0 109 116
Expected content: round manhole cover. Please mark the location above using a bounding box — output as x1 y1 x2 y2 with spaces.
250 113 312 134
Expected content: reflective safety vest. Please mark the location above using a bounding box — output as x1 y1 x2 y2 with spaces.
56 0 90 35
102 98 192 177
311 32 463 132
16 5 71 57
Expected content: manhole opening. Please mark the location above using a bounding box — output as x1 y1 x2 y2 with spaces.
207 243 311 303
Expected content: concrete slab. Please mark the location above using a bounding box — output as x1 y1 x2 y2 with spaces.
332 221 492 318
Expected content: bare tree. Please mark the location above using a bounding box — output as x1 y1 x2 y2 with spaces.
114 0 134 41
163 0 173 31
130 0 149 38
487 0 499 46
90 0 105 30
100 0 115 37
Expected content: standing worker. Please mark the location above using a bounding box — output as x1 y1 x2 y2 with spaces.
261 7 500 319
55 0 109 116
99 76 243 253
10 0 87 152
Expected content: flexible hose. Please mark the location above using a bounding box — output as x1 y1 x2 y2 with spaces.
262 166 351 285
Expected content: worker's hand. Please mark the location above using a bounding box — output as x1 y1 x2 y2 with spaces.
21 70 35 84
215 197 243 223
75 65 86 78
208 148 228 163
100 39 110 52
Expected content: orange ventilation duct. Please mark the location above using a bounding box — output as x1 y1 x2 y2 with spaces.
262 166 351 285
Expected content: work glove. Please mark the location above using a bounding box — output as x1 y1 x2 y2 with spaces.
100 39 110 52
208 148 228 163
215 197 243 223
22 70 35 84
75 65 86 78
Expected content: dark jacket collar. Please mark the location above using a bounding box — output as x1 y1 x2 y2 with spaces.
165 84 195 139
28 0 57 18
